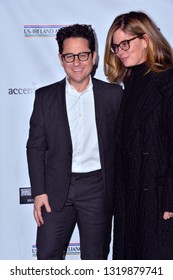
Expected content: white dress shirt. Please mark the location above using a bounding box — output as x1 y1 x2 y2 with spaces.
65 77 101 172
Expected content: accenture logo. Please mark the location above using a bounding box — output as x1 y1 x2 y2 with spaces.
24 24 68 37
8 82 36 95
8 87 35 95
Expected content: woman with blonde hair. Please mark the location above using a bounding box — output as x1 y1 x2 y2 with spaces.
104 11 173 259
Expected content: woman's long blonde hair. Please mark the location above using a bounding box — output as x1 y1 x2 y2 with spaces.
104 11 173 83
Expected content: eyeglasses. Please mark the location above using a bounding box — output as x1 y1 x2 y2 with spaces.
61 51 92 63
111 35 143 54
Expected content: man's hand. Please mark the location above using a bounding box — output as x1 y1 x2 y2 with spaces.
34 194 51 226
163 211 173 220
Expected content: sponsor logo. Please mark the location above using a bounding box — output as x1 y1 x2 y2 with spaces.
24 24 68 37
32 242 80 258
19 187 34 204
66 243 80 255
8 87 35 95
8 82 36 95
32 245 37 258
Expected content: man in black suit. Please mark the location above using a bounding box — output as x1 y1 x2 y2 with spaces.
26 24 122 260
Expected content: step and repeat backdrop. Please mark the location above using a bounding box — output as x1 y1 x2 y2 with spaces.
0 0 173 260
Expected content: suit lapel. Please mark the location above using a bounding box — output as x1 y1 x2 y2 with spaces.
55 79 72 148
92 78 103 131
92 78 106 172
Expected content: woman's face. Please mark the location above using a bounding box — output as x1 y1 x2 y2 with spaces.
112 29 148 67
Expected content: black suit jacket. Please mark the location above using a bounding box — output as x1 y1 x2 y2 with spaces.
27 77 122 211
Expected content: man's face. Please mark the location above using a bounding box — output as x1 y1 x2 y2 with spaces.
59 37 96 92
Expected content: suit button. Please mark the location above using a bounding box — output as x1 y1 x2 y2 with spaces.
128 186 134 189
67 173 71 177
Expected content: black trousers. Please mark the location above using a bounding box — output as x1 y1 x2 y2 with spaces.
36 170 112 260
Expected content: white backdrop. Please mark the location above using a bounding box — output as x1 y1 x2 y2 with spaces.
0 0 173 260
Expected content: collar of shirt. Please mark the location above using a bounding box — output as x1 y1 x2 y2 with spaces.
65 76 93 97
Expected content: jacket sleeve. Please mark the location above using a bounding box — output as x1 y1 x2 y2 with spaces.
164 92 173 212
26 90 48 197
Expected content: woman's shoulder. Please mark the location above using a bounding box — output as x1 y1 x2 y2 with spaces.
151 66 173 87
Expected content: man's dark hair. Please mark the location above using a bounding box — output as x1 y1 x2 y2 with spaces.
56 24 96 53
